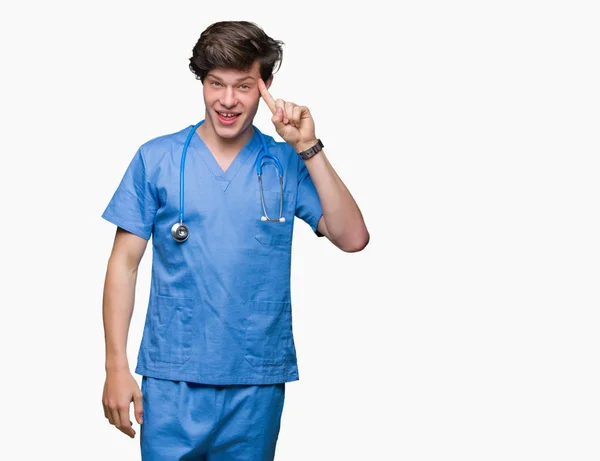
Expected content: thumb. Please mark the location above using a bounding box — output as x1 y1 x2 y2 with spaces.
133 391 144 425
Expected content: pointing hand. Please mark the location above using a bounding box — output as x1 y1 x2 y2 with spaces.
258 79 318 153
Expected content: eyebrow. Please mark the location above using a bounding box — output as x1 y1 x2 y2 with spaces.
206 73 256 83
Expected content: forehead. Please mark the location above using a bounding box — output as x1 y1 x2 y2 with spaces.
207 61 261 81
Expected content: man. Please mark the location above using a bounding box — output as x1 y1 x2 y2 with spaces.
101 20 369 460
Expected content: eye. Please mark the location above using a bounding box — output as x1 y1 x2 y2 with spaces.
211 81 222 87
240 84 250 90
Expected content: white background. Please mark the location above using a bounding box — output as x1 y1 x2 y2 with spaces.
1 0 599 459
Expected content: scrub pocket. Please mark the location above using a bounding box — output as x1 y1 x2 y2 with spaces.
148 295 194 365
255 190 294 246
244 301 292 367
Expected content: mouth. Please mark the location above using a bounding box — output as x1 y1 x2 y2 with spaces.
216 110 241 125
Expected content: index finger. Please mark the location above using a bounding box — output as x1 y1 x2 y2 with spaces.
258 78 276 114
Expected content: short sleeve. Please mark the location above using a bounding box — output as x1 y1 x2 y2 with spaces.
101 148 158 240
295 157 324 237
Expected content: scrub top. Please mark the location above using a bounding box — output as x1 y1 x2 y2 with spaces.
102 123 323 385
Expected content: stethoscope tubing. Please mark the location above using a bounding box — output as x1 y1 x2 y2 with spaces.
178 121 205 225
173 121 285 242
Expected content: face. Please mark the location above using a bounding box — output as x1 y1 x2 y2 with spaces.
202 61 271 141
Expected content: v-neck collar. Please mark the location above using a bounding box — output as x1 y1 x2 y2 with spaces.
192 127 261 192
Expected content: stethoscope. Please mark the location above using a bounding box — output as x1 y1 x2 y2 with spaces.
171 120 285 243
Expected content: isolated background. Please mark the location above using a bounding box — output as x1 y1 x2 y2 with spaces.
1 0 599 460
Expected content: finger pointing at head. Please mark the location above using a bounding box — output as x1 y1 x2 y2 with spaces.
258 78 277 114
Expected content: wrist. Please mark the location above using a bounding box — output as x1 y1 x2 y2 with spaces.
295 138 324 161
294 138 319 153
106 365 130 376
105 355 129 373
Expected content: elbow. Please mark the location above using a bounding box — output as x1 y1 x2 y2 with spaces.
339 230 370 253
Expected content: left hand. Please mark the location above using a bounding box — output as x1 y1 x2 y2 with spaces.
258 78 318 152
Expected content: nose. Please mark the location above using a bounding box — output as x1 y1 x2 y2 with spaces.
220 86 237 108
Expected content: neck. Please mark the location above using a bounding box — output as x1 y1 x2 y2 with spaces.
197 118 254 157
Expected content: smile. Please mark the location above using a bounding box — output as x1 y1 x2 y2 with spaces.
216 111 241 125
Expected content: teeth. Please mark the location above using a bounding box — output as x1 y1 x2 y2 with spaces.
220 113 237 117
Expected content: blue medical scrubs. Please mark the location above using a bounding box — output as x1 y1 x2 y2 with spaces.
140 377 285 460
102 123 323 459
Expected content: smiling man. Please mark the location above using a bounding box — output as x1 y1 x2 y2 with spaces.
101 21 369 460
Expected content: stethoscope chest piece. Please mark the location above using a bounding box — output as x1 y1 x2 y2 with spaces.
171 222 189 243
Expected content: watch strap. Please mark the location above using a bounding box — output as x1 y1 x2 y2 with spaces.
297 139 324 160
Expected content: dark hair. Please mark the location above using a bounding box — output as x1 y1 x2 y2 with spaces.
189 21 284 82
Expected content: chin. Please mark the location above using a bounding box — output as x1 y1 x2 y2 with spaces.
215 125 243 140
218 121 253 139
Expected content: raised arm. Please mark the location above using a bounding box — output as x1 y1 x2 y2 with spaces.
258 78 369 252
300 149 369 252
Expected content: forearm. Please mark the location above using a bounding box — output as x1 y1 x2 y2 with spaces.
301 147 369 251
102 259 138 372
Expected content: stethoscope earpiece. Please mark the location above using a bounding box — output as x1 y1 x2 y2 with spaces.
172 121 286 242
261 216 286 223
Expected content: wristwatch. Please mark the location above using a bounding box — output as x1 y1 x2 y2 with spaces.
297 139 324 161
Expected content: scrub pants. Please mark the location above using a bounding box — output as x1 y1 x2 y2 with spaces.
140 377 286 461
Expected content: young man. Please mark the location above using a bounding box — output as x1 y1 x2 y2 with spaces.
101 21 369 460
